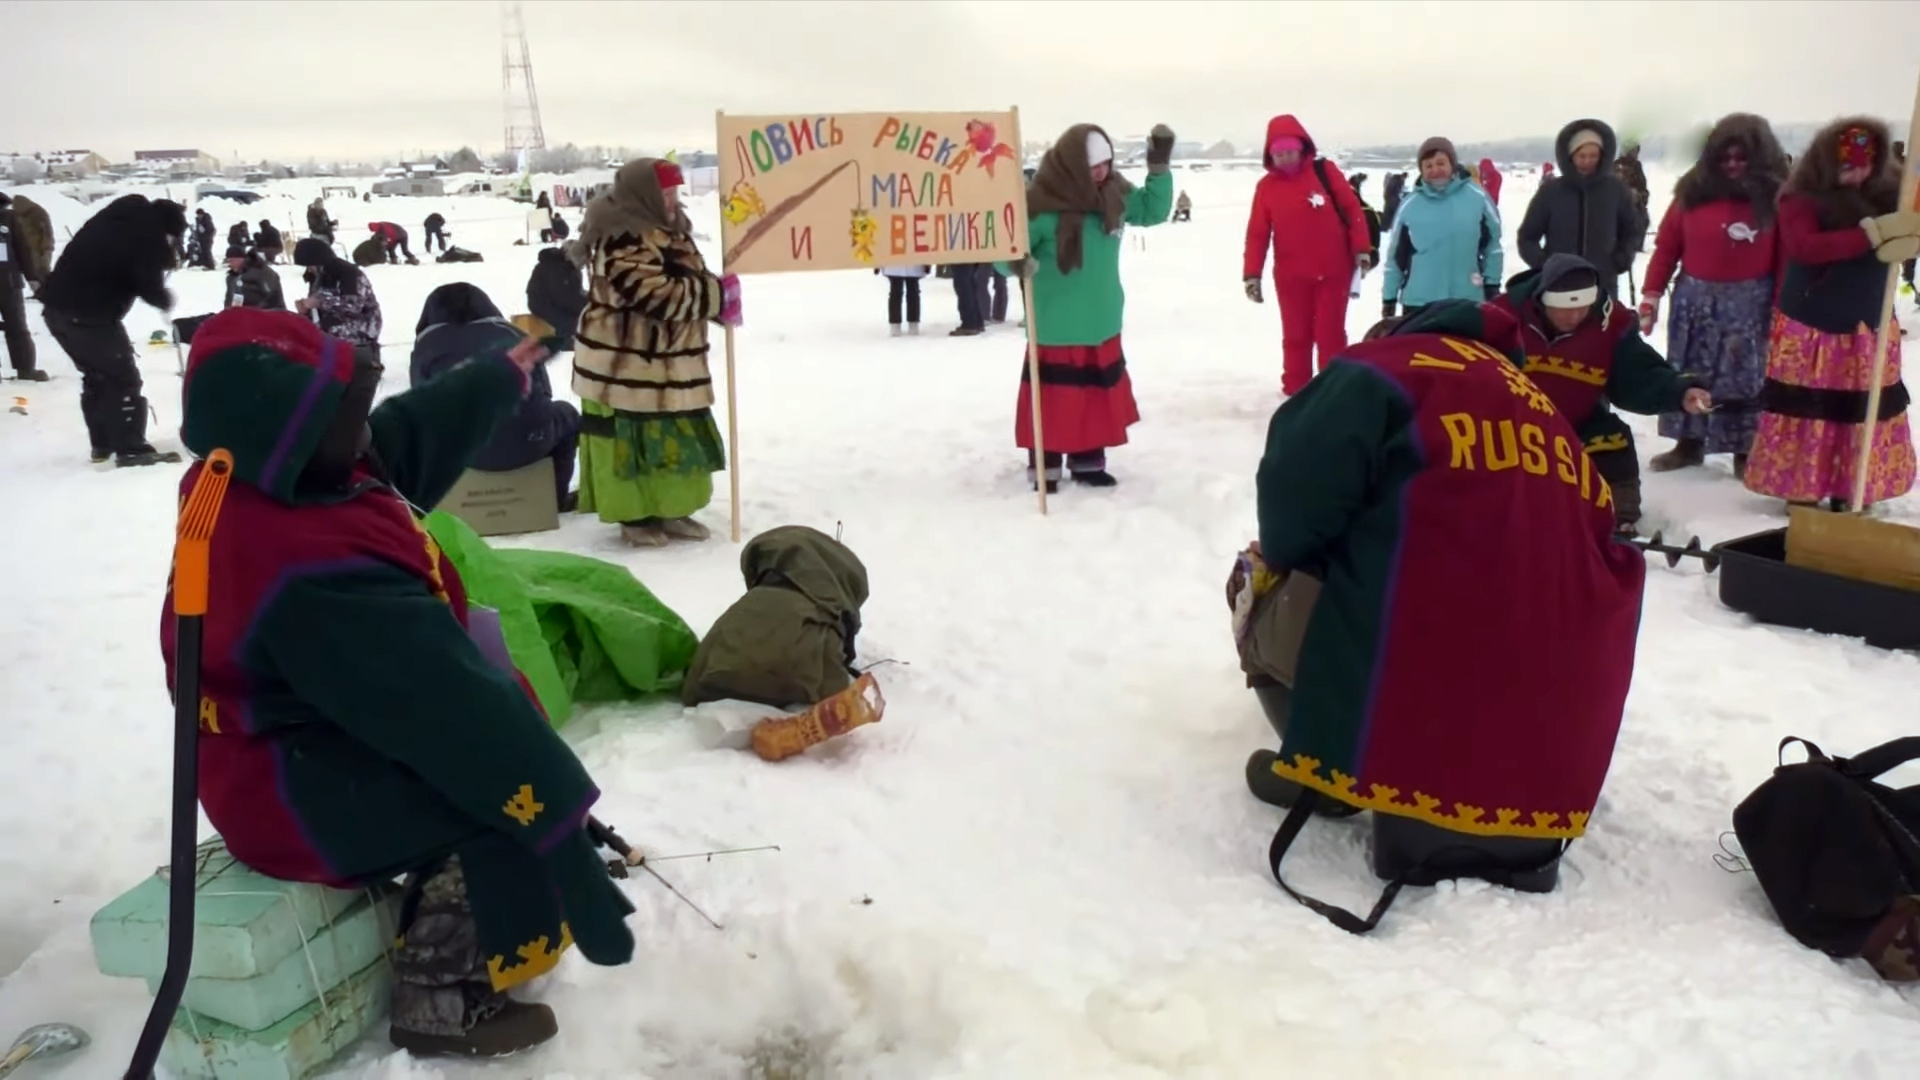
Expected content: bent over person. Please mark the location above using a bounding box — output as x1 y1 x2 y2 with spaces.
1236 300 1646 930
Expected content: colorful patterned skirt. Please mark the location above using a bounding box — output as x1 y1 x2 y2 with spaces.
1014 335 1140 454
1744 311 1915 504
577 400 726 524
1656 274 1773 454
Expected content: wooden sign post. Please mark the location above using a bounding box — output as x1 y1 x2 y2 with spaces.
713 108 1037 538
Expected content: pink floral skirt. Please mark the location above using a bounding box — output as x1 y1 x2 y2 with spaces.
1744 311 1915 504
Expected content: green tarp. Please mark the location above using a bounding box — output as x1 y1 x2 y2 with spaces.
424 510 699 726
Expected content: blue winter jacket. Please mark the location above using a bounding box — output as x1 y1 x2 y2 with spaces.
1382 168 1504 309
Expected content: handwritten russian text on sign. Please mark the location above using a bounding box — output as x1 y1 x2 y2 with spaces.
717 110 1027 275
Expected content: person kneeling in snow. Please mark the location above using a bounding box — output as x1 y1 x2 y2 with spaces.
1245 300 1646 930
163 308 635 1057
1492 254 1712 535
412 282 580 512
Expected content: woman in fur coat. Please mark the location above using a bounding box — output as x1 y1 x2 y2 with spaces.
1638 113 1789 478
571 159 741 547
1744 117 1918 509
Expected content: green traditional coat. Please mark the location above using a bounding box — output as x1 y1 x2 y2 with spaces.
163 307 635 993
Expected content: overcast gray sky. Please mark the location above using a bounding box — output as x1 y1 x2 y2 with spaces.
4 0 1917 162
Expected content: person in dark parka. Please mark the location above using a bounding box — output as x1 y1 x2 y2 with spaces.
0 194 43 380
1517 119 1646 297
255 219 284 264
307 198 336 244
1381 171 1409 230
189 208 219 270
227 220 253 251
525 247 587 350
423 212 449 254
411 282 579 509
224 244 286 311
37 194 189 465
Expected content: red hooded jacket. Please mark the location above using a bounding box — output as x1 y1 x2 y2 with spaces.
370 221 403 242
1478 159 1503 206
1243 115 1371 283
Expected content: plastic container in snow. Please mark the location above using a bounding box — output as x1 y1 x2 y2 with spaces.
1712 528 1920 651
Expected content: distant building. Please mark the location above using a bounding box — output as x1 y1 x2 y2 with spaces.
133 149 222 175
36 149 110 178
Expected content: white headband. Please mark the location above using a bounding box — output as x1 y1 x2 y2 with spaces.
1543 285 1599 309
1085 131 1113 168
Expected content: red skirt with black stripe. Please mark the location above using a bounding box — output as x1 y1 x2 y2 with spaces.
1013 335 1140 453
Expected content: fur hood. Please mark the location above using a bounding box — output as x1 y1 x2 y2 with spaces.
1785 115 1901 228
1673 113 1789 225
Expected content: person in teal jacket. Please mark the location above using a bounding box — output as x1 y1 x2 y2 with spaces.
999 122 1174 490
1382 137 1504 317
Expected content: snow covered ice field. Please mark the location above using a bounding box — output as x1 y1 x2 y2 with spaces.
2 163 1919 1079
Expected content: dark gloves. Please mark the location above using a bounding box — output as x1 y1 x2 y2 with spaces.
1146 124 1175 171
1484 284 1500 301
1382 300 1397 319
1244 277 1263 303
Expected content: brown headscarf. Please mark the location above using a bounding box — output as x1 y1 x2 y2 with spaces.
1784 116 1901 230
1026 123 1135 274
577 158 692 256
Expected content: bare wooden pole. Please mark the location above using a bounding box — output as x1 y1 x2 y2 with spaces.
1847 71 1920 513
1009 105 1047 515
717 108 744 543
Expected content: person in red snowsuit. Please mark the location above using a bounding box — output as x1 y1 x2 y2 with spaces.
369 221 418 265
1242 115 1373 396
1478 158 1504 207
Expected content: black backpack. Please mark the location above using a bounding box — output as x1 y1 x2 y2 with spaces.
1732 737 1920 958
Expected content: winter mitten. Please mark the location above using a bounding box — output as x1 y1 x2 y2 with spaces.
1863 211 1920 247
718 273 743 327
1382 300 1397 319
1483 283 1500 301
1146 124 1175 171
1355 253 1373 272
1637 298 1660 335
1006 254 1038 280
1243 277 1263 303
1877 235 1920 265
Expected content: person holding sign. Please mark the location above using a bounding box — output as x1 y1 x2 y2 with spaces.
1004 123 1174 491
572 158 742 547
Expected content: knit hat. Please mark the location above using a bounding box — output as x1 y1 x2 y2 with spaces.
181 307 380 503
1567 129 1604 156
292 237 333 266
1838 126 1877 172
1418 137 1457 167
1269 135 1304 157
225 244 248 260
1540 257 1601 309
1085 130 1114 168
652 160 685 189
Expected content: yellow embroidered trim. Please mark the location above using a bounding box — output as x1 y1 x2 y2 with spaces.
1583 432 1630 453
502 784 545 826
410 517 451 603
1524 355 1610 388
486 921 574 991
1270 753 1591 839
198 695 221 734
